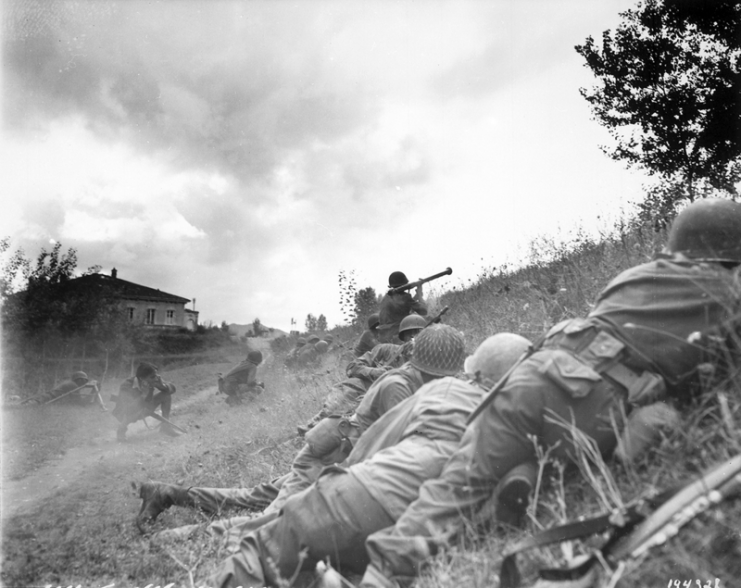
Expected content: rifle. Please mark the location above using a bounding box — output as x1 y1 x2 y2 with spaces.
44 382 98 405
141 410 187 435
498 453 741 588
424 306 449 327
387 267 453 295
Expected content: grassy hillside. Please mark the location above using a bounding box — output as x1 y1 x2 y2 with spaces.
2 217 738 588
413 220 741 587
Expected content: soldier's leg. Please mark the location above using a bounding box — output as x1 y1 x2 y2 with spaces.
213 470 394 588
138 474 290 523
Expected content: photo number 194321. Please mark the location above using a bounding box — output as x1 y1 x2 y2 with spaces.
667 580 720 588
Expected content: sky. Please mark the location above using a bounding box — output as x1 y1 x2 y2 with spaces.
1 0 651 332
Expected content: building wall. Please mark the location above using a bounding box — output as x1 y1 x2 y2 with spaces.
124 299 187 328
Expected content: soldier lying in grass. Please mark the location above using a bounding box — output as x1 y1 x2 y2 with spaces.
360 198 741 588
135 325 467 525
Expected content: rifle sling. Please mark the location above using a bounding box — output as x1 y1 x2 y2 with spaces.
498 485 682 588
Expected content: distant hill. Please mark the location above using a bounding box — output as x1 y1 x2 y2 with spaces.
228 323 288 339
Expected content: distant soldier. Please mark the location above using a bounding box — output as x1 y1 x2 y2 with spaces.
218 351 264 406
112 362 179 442
377 272 428 343
353 313 381 357
284 337 307 368
295 335 321 366
27 371 106 411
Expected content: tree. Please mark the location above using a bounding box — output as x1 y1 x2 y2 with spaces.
305 313 318 332
1 241 132 397
575 0 741 212
316 314 328 332
354 286 378 330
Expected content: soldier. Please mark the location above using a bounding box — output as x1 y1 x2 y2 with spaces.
209 334 530 588
295 335 321 367
27 371 107 411
283 337 307 368
218 350 264 406
112 362 179 442
354 313 381 357
135 325 467 528
361 198 741 588
377 271 428 343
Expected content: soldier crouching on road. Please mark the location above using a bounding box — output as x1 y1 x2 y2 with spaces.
218 350 264 406
112 362 178 442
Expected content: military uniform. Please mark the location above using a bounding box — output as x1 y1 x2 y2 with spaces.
376 292 427 343
362 254 740 587
212 377 485 588
219 358 261 405
112 374 176 441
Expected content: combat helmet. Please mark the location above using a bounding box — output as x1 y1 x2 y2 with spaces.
399 314 427 340
367 313 381 330
296 337 307 348
667 198 741 263
464 333 531 387
315 340 329 354
307 334 321 344
71 371 89 383
247 350 263 365
410 324 466 377
388 271 408 288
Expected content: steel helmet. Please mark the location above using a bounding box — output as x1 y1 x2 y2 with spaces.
296 337 307 347
315 340 329 354
388 271 408 288
667 198 741 263
399 314 427 338
307 334 321 344
464 333 531 387
323 334 334 343
367 313 381 330
410 324 466 377
71 371 89 382
247 350 263 365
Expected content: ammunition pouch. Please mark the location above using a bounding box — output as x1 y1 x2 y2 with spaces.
543 318 666 406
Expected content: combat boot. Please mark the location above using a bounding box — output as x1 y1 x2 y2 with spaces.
136 482 191 530
495 461 538 528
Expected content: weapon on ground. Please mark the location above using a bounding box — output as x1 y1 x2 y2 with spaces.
44 382 99 405
387 267 453 295
498 453 741 588
141 410 187 434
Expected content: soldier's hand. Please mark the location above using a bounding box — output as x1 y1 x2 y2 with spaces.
414 282 424 300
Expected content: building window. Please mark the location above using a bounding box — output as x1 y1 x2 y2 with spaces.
146 308 156 325
127 308 135 321
166 310 175 325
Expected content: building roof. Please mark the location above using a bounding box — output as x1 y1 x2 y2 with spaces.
69 273 190 304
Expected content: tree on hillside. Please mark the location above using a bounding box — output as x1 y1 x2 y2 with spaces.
354 286 378 329
305 313 318 332
316 314 328 332
576 0 741 217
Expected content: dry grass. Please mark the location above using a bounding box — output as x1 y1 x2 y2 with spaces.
2 217 738 588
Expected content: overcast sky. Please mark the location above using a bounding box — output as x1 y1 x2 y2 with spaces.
2 0 650 331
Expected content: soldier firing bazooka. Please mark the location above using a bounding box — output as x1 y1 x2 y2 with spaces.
360 198 741 588
376 271 429 343
134 324 468 529
207 333 532 588
25 371 107 411
217 350 264 406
